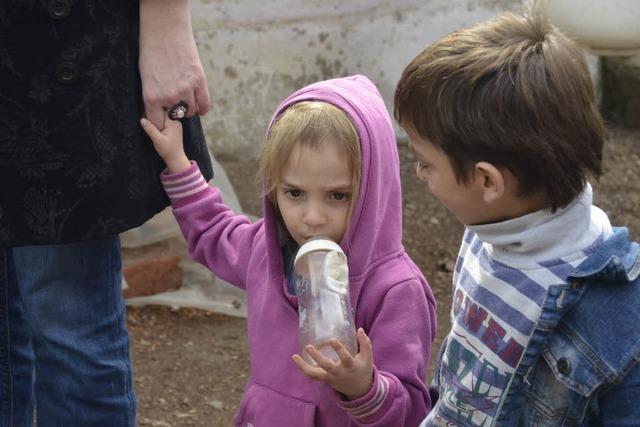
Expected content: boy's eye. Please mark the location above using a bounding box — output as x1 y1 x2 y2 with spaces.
286 189 303 198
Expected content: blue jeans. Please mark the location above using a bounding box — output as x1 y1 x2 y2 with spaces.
0 236 136 426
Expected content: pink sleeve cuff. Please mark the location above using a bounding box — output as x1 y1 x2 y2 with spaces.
160 161 213 207
337 367 392 422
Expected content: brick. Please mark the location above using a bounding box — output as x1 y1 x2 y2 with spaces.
123 256 183 298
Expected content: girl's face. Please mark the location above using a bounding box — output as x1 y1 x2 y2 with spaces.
276 141 353 246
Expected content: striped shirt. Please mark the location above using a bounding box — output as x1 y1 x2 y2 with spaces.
423 185 612 426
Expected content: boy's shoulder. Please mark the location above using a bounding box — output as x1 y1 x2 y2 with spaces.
561 227 640 375
571 226 639 282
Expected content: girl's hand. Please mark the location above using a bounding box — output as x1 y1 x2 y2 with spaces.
140 113 191 173
292 328 374 400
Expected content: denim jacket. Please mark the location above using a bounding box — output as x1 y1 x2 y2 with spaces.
432 227 640 426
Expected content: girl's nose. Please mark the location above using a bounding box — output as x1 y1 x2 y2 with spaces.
303 203 327 227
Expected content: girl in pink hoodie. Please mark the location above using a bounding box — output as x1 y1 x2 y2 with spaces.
140 75 437 426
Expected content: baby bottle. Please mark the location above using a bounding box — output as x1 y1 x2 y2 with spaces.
294 237 357 364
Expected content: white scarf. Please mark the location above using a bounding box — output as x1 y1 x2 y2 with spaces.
468 184 612 266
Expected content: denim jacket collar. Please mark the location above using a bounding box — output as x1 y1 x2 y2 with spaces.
570 227 640 283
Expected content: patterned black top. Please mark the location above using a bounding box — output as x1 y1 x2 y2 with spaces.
0 0 213 246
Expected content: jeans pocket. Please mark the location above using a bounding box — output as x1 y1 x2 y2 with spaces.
233 382 316 427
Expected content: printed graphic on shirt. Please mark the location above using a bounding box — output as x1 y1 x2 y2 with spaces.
423 231 594 426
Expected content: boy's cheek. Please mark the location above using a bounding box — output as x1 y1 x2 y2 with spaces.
414 168 429 184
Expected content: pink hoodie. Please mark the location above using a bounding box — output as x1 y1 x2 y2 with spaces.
161 75 437 426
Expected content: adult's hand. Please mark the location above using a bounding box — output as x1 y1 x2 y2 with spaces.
139 0 211 130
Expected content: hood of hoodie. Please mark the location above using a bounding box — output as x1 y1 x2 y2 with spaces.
262 75 404 302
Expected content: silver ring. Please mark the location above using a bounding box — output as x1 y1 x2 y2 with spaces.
168 101 189 120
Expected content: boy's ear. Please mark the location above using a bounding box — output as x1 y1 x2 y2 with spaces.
473 161 505 203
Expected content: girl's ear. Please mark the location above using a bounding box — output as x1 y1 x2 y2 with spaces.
473 161 505 203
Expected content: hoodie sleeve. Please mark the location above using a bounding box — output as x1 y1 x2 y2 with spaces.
335 276 436 426
160 161 262 289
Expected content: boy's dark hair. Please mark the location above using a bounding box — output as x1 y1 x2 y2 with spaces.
394 10 605 210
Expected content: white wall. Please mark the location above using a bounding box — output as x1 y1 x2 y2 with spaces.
191 0 521 158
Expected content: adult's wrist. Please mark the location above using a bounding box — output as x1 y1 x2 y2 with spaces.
140 0 191 31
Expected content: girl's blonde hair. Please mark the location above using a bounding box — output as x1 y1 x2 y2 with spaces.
260 101 361 217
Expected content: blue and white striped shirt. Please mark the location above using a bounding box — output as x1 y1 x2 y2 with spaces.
423 185 612 426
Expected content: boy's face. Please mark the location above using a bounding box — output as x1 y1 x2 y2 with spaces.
403 125 487 226
276 141 353 246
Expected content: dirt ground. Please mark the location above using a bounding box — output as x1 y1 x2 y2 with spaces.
128 126 640 426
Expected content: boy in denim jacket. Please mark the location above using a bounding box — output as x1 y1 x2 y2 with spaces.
394 9 640 426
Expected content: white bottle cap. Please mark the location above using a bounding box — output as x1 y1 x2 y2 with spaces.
294 237 344 266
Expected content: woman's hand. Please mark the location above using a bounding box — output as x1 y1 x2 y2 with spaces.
139 0 211 130
292 328 374 400
140 113 191 174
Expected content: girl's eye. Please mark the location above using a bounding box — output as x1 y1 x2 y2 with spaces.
331 192 349 201
286 189 303 199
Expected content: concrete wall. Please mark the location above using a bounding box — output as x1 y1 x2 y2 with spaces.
191 0 521 158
